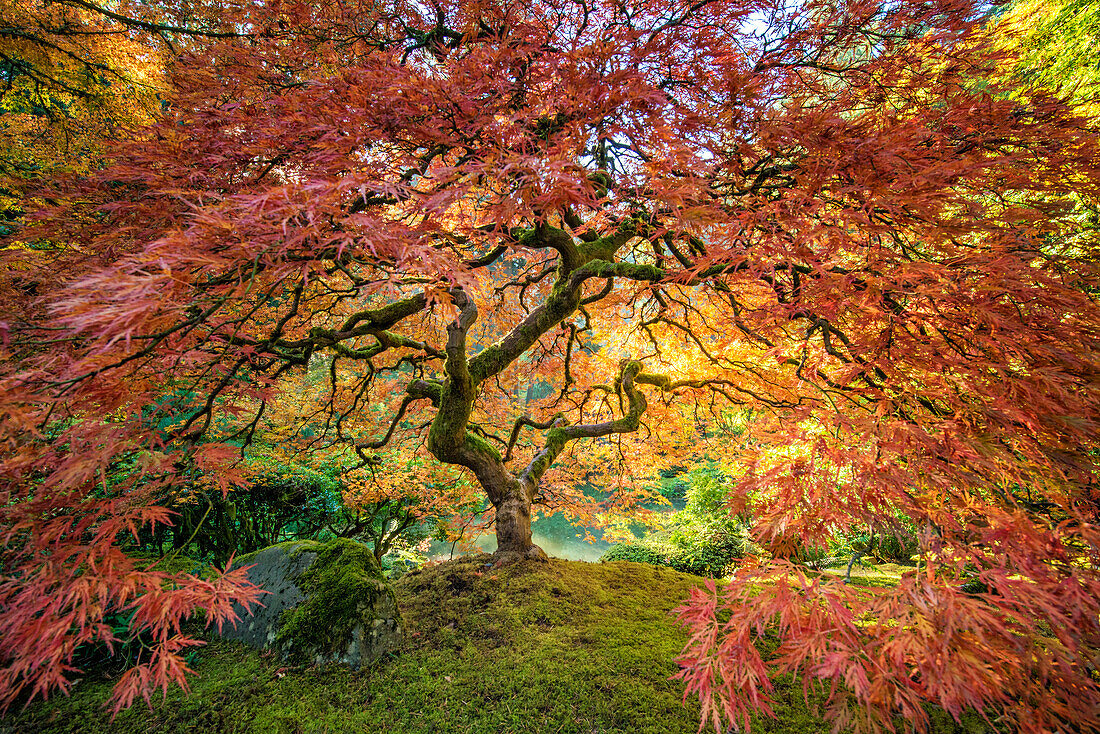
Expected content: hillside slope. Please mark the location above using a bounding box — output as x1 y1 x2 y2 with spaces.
6 556 982 733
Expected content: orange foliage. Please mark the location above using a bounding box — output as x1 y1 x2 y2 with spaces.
2 0 1100 730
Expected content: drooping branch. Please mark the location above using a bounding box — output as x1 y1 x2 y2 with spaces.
331 331 444 361
464 244 508 268
633 373 799 409
220 292 444 384
354 394 420 465
57 0 249 38
336 293 431 334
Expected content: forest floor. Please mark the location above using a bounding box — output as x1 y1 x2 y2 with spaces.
7 557 995 734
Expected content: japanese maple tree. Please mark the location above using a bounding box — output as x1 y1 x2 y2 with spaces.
3 0 1100 731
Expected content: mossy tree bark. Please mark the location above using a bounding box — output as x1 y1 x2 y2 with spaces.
401 223 657 565
269 221 706 566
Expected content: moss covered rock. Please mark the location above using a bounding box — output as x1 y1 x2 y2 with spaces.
221 538 401 667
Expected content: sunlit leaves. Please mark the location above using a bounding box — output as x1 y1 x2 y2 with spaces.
3 0 1100 730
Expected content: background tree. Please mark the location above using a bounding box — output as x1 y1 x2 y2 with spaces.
994 0 1100 115
0 0 258 344
3 0 1100 730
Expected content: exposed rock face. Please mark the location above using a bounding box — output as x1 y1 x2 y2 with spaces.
220 538 401 667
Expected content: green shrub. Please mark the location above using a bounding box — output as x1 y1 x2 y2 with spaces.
875 532 919 563
600 524 744 578
162 456 344 565
604 462 746 578
667 518 744 576
600 542 671 567
829 526 920 566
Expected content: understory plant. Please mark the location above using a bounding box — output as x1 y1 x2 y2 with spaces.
603 465 745 578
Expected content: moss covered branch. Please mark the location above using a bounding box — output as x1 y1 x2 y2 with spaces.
520 360 648 488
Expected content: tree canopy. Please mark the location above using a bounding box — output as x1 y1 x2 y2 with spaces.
994 0 1100 115
3 0 1100 731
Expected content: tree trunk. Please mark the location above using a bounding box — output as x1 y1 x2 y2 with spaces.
491 491 548 565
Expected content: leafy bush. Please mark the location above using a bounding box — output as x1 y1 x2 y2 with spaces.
600 542 670 567
160 455 344 565
655 476 688 504
601 464 746 577
600 529 744 578
143 448 464 568
827 525 920 567
667 523 745 577
875 531 919 563
664 464 746 576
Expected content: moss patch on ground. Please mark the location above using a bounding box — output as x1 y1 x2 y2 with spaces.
8 557 995 734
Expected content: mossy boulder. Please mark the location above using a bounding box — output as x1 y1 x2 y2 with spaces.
221 538 401 667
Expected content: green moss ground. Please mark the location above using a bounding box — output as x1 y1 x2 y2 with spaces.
7 557 992 734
